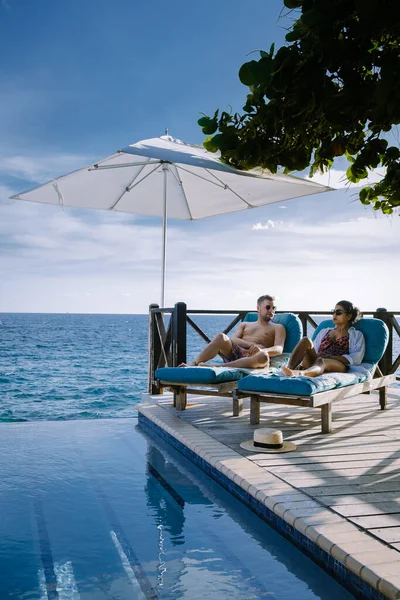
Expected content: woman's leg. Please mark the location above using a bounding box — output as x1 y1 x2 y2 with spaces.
288 338 318 369
283 357 347 378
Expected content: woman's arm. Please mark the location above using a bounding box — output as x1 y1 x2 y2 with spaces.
343 330 366 366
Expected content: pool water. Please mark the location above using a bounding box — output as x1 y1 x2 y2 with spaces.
0 418 354 599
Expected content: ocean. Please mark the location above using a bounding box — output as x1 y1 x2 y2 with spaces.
0 313 234 422
1 312 399 422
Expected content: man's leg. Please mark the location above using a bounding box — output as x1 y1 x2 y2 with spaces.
184 333 233 366
201 350 269 369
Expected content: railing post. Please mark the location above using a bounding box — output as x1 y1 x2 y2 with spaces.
374 307 392 375
298 312 308 337
148 303 162 394
172 302 187 366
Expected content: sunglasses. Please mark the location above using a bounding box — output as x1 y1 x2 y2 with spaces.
265 305 277 311
331 309 348 316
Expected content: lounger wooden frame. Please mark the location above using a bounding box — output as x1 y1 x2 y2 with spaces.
157 380 244 416
235 368 396 434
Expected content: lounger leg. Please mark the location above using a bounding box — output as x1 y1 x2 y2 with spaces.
250 396 260 425
379 386 387 410
174 387 187 411
232 391 244 417
321 403 332 434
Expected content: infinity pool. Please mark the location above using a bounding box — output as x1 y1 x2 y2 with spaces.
0 418 354 599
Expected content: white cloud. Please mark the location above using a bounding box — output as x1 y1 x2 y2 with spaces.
1 172 399 313
252 219 283 230
0 153 92 183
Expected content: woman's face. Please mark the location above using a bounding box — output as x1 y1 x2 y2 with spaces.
333 304 352 327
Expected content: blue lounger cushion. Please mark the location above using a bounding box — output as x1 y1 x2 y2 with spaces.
237 364 374 396
155 365 247 385
156 354 290 385
155 313 302 385
238 317 389 396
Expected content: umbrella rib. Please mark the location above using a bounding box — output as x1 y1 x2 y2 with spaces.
176 165 231 189
176 165 254 208
126 163 161 191
89 160 160 171
109 160 160 210
171 166 193 220
204 169 254 208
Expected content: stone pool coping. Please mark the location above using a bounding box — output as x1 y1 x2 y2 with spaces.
137 401 400 600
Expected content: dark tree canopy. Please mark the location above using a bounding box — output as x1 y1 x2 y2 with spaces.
198 0 400 214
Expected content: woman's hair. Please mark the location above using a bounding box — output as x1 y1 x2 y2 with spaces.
337 300 362 325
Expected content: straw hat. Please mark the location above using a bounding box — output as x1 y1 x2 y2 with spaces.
240 428 296 453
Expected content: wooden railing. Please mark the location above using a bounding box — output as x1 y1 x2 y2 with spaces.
148 303 400 393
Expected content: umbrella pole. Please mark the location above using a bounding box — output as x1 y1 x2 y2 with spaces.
161 163 168 307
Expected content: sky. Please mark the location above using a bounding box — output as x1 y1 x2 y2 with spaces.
0 0 398 314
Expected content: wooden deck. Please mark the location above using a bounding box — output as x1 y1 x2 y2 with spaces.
138 385 400 599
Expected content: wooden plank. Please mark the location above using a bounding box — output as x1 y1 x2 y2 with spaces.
238 391 312 404
294 472 400 487
391 543 400 551
268 459 400 473
255 454 400 467
255 444 400 458
333 502 400 518
368 527 400 544
349 514 400 529
322 492 400 505
302 482 400 496
269 467 400 480
310 375 396 407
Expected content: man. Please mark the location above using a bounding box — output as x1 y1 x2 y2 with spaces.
183 295 286 369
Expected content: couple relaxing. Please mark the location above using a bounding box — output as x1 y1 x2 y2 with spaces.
181 294 365 378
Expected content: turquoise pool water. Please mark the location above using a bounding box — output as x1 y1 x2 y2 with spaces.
0 418 354 599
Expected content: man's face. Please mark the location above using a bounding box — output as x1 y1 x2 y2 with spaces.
258 300 276 322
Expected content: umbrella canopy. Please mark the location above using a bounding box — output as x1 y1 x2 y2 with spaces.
11 135 333 305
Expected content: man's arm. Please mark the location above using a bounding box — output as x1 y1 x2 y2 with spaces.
230 323 254 349
263 324 286 357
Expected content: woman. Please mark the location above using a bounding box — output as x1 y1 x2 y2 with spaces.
282 300 365 378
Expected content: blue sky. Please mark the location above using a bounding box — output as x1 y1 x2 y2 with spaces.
0 0 398 314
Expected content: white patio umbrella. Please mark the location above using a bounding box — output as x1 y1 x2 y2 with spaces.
11 135 332 306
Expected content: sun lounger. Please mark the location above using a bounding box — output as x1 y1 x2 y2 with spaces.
236 317 396 433
155 312 302 414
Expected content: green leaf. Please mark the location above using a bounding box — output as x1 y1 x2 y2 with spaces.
203 136 219 153
359 187 376 205
346 165 360 183
382 206 393 214
283 0 303 8
345 151 355 163
197 117 218 135
238 61 260 86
